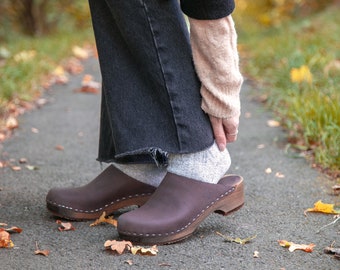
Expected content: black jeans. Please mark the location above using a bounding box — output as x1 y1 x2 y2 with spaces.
89 0 214 166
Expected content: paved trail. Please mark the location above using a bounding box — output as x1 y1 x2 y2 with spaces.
0 58 338 269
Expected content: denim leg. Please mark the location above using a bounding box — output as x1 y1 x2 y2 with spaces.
89 0 214 165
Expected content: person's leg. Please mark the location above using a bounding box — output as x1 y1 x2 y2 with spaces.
167 142 231 184
45 0 166 220
116 0 244 244
112 162 166 187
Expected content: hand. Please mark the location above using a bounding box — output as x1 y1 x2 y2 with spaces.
209 114 240 151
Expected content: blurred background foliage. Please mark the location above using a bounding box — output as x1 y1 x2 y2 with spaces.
236 0 331 26
0 0 91 38
234 0 340 177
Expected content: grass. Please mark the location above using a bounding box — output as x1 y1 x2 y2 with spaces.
0 28 94 117
234 6 340 177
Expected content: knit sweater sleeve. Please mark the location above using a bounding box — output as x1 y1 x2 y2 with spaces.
180 0 235 20
189 15 243 118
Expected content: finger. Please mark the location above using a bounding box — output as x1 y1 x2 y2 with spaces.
209 116 227 151
226 132 238 143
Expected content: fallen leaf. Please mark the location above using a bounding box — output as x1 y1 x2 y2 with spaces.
56 220 75 231
278 240 315 253
104 240 132 255
305 200 340 215
52 66 69 84
35 242 50 256
55 145 64 151
35 249 50 256
6 116 18 130
72 46 89 59
159 263 172 267
275 172 285 178
3 226 23 234
90 211 117 227
332 185 340 195
64 57 84 74
324 245 340 260
31 128 39 134
290 65 313 84
75 74 101 94
130 245 158 256
19 158 28 164
26 165 39 171
11 166 21 171
216 231 257 244
257 144 265 149
125 260 133 265
265 168 272 174
0 229 14 248
267 120 280 127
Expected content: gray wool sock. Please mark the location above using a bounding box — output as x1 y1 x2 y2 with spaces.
112 162 166 187
167 142 231 184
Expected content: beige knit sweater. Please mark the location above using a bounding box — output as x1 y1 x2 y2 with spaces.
189 16 243 119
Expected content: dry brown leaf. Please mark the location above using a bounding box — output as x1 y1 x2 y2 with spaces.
19 158 28 164
75 74 101 94
31 128 39 134
124 260 133 265
35 242 50 256
104 240 132 255
72 46 89 59
4 226 23 234
257 144 265 149
90 211 117 227
35 249 50 256
56 220 75 231
0 229 14 248
253 251 260 258
52 66 69 84
278 240 316 253
332 185 340 195
275 172 285 178
267 119 280 127
64 57 84 74
265 168 272 174
11 166 21 171
324 246 340 259
130 245 158 256
6 116 18 130
305 200 340 215
55 145 64 151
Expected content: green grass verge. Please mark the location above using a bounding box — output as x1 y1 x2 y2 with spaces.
0 28 94 115
234 6 340 176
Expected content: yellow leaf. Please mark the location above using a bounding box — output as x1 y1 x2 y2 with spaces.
305 200 340 215
72 46 89 59
0 229 14 248
290 65 313 84
278 240 315 253
130 245 158 256
90 211 117 227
